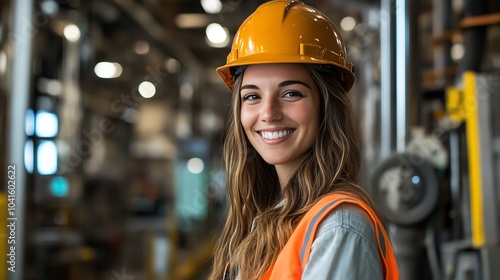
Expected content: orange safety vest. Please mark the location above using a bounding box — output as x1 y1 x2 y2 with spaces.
261 192 399 280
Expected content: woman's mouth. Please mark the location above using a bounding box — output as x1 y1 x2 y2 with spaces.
259 129 295 140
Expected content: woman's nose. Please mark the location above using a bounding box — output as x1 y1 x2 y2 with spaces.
260 97 282 122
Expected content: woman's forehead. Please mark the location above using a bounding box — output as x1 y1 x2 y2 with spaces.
241 64 312 85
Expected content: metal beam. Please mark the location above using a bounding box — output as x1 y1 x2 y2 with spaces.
380 0 396 158
8 0 34 278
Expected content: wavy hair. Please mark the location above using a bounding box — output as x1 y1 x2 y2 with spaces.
209 65 376 280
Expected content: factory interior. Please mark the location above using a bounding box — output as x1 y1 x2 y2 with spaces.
1 0 500 279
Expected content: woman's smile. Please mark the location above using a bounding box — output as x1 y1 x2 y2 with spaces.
257 128 295 141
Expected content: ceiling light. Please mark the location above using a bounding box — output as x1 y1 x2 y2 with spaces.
37 77 62 95
165 58 181 74
94 62 123 79
187 158 204 174
451 43 465 61
36 111 59 138
206 23 229 47
134 40 150 55
340 17 356 31
24 140 34 174
25 109 35 136
201 0 222 14
63 24 81 42
40 0 59 16
37 140 58 175
138 81 156 98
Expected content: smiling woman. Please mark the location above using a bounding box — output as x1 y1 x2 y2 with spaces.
240 64 320 188
209 1 399 280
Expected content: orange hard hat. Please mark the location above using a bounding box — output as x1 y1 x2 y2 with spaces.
216 0 355 91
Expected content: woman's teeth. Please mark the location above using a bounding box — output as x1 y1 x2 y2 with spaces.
261 130 293 140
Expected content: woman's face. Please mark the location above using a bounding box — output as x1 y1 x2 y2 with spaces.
240 64 320 172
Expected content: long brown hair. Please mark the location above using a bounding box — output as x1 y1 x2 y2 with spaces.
209 65 376 280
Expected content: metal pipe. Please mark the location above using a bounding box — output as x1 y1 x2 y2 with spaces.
8 0 34 278
380 2 421 280
395 0 409 152
449 130 463 239
380 0 396 158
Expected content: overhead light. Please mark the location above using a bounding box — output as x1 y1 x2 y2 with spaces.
187 158 204 174
94 62 123 79
206 23 229 47
138 81 156 98
201 0 222 14
40 0 59 16
451 43 465 61
134 40 150 55
24 140 34 174
37 77 62 96
37 140 58 175
36 110 59 138
340 16 356 31
63 24 81 42
25 109 35 136
165 58 181 74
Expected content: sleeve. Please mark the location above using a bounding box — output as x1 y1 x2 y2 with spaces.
302 204 384 280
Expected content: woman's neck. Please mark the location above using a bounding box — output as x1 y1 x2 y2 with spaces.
274 157 303 190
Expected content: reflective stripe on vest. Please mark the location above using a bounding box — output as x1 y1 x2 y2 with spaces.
261 192 399 280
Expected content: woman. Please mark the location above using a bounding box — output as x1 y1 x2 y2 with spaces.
209 1 399 279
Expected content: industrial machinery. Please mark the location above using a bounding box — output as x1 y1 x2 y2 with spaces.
367 0 500 279
370 42 500 280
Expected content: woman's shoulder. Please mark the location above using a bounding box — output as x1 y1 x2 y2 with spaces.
303 203 384 280
314 202 378 249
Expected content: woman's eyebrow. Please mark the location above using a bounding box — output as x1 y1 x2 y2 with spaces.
240 84 259 90
278 80 311 89
241 80 311 90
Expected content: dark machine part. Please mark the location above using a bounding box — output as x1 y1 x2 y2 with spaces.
457 0 488 75
370 153 439 226
370 153 440 280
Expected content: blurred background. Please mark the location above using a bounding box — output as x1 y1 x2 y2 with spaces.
0 0 499 279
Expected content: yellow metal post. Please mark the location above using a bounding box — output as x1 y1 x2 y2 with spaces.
462 72 485 247
446 71 486 247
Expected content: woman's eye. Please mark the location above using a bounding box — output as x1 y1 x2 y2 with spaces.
283 90 304 98
242 94 259 101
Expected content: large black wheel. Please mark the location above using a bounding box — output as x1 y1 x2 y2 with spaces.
369 153 439 225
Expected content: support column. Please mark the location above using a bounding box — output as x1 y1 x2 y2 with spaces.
8 0 34 279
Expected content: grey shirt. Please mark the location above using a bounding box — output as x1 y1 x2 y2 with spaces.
302 203 384 279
